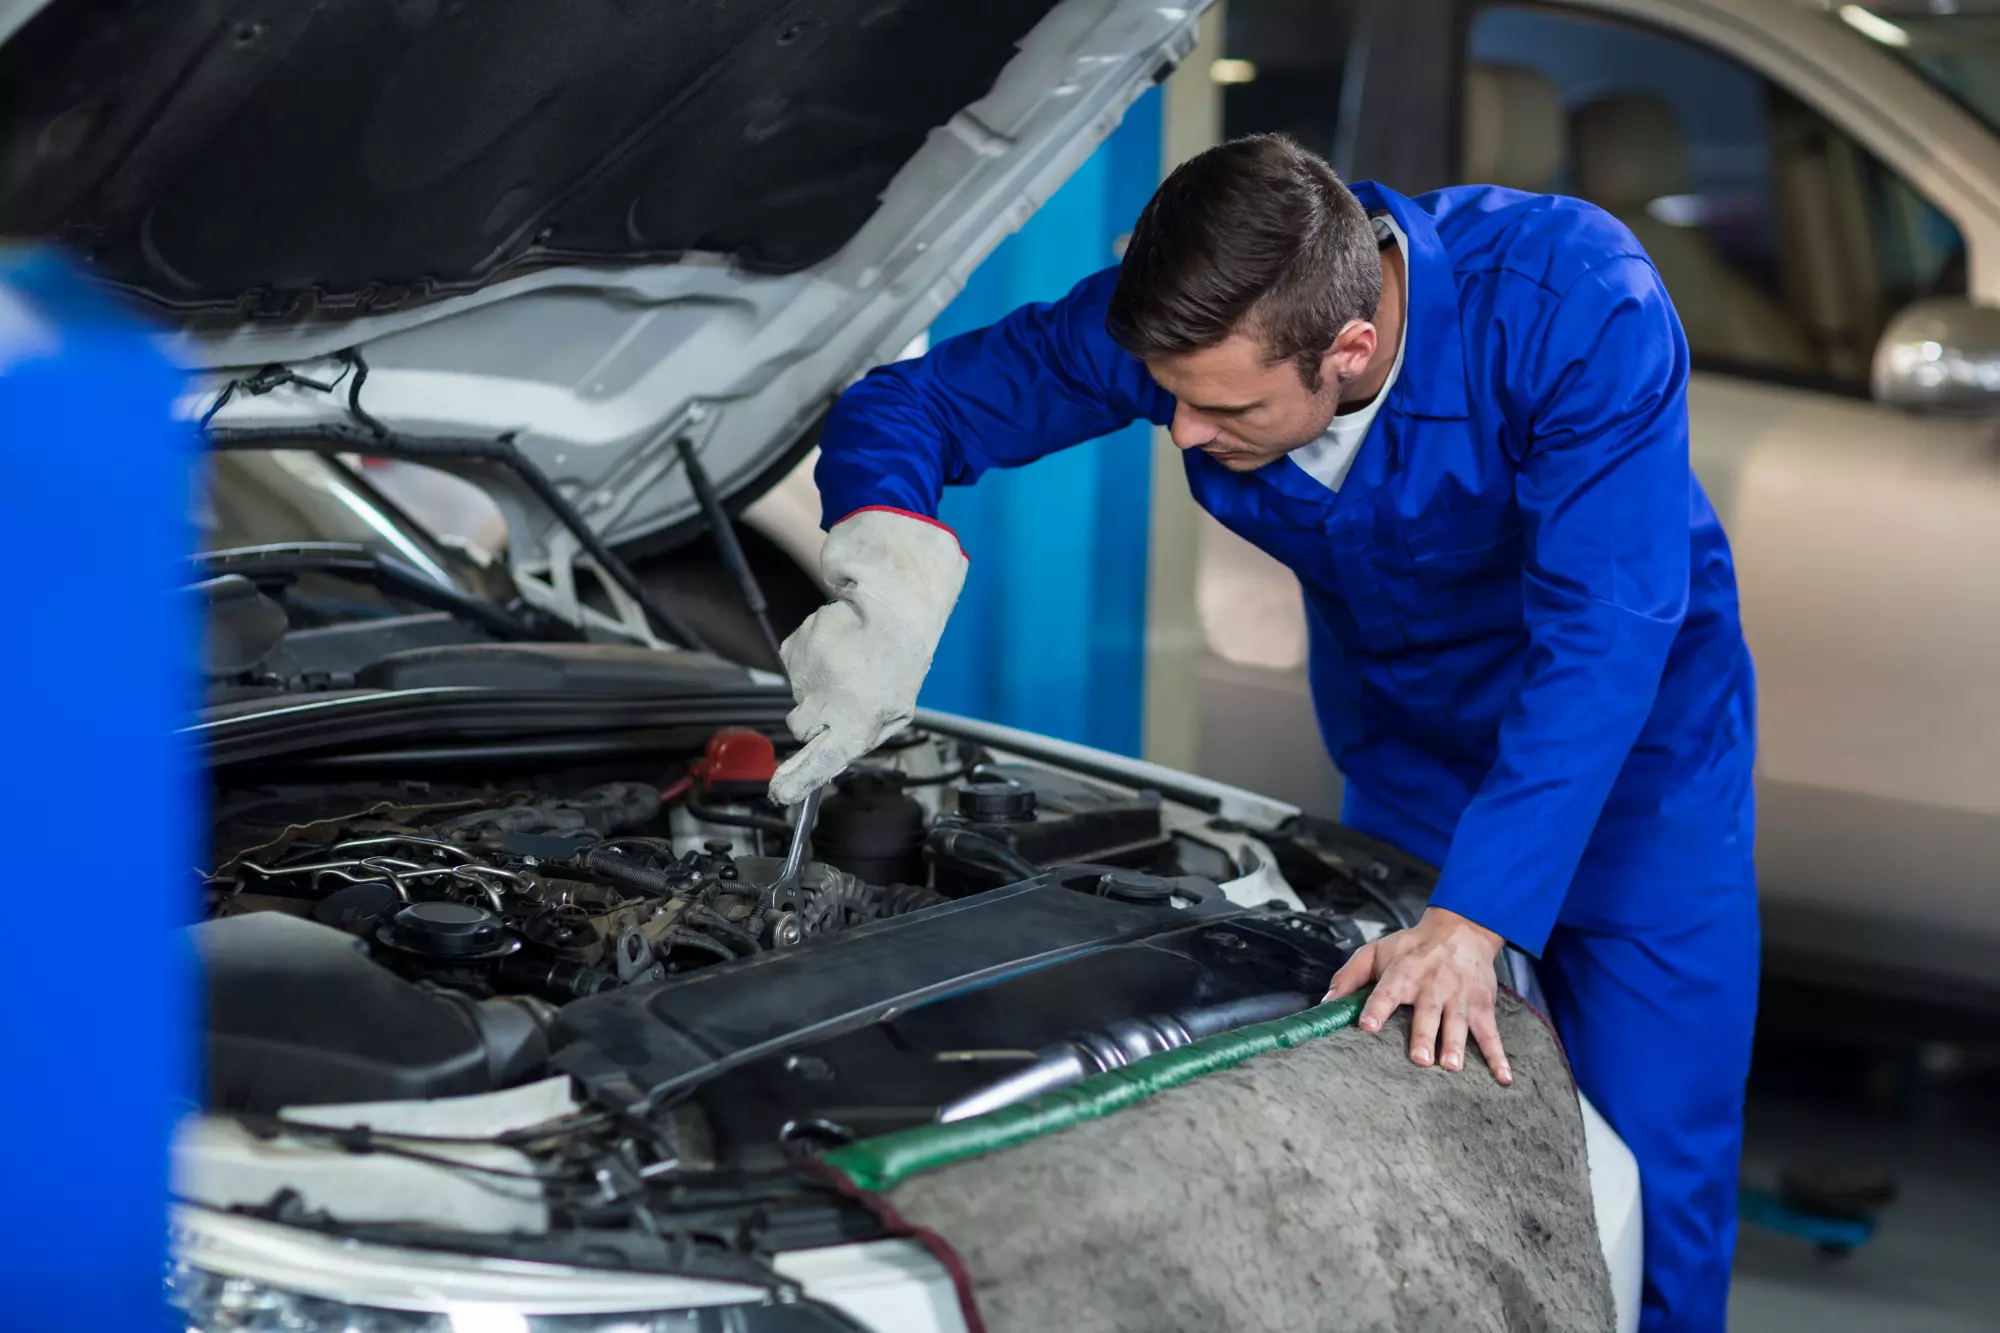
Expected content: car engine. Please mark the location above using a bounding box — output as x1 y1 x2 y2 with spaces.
198 726 1247 1114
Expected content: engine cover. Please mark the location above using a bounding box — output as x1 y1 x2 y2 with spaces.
195 912 548 1112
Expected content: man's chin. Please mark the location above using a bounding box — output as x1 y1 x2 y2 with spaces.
1199 446 1271 472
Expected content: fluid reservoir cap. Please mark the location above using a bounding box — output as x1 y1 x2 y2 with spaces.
693 727 778 791
1095 870 1174 904
956 774 1037 823
377 900 517 959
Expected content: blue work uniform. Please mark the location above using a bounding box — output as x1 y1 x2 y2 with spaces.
815 182 1759 1333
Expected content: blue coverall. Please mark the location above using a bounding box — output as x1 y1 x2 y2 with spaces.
815 182 1760 1332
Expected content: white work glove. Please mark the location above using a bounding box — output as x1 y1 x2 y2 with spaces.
768 508 968 807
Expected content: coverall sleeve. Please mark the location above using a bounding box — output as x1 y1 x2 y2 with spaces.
813 265 1175 526
1425 257 1691 955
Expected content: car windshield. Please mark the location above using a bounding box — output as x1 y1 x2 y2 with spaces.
194 451 459 586
1837 7 2000 135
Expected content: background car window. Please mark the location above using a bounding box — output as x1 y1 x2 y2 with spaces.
1851 9 2000 139
1467 4 1967 390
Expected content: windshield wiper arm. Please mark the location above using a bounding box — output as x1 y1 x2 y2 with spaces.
195 543 537 641
203 424 715 655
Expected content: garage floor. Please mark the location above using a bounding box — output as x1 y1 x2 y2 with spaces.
1730 983 2000 1332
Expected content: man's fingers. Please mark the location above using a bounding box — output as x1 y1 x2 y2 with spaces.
1409 987 1445 1067
1358 968 1408 1034
1323 943 1378 1001
1439 1003 1470 1073
1470 1004 1513 1086
768 730 852 807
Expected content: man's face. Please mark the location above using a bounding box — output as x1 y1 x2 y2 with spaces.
1147 324 1375 472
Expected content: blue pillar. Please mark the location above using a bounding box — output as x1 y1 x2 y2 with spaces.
0 252 196 1332
919 88 1162 757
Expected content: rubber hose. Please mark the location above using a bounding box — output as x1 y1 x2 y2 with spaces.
685 795 794 835
661 927 738 967
875 882 952 916
928 827 1039 880
582 845 674 897
682 905 763 956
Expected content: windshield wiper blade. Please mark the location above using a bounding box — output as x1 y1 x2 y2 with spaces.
195 542 537 641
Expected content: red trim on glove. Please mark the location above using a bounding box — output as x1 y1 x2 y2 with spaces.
840 505 967 558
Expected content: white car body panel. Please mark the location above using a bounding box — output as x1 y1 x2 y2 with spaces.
775 1241 971 1333
1581 1092 1645 1333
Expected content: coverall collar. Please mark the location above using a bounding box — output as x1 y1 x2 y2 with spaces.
1347 181 1470 421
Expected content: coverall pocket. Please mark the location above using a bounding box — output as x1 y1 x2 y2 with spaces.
1322 506 1417 654
1405 499 1525 630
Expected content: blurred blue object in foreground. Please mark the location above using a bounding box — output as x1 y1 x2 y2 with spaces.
0 249 198 1331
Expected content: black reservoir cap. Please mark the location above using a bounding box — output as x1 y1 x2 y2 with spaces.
956 774 1038 823
377 900 512 959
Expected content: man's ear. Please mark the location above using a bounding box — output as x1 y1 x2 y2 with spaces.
1320 320 1378 389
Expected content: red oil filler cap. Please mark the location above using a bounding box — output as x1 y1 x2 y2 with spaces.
693 727 778 801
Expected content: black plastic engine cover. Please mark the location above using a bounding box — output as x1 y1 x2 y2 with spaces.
196 912 507 1111
552 870 1352 1169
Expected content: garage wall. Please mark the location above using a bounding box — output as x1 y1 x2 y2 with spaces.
913 89 1165 757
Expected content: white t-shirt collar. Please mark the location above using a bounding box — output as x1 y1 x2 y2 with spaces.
1286 214 1409 494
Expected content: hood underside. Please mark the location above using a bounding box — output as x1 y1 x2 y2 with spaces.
1 0 1202 548
2 0 1059 312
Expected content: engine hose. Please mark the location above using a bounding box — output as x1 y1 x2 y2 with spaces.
684 795 793 835
681 905 763 956
875 882 951 916
494 954 618 1003
927 827 1038 880
660 927 738 967
581 845 674 897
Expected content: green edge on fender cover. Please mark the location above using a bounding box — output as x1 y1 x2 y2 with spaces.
820 990 1371 1193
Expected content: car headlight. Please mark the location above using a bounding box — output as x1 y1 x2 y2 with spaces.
168 1206 863 1333
168 1264 718 1331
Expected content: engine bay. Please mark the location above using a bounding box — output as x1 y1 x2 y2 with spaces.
199 727 1281 1113
185 720 1429 1267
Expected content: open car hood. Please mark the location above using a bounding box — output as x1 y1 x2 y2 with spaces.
1 0 1200 552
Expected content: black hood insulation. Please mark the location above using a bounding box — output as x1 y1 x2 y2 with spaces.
0 0 1059 318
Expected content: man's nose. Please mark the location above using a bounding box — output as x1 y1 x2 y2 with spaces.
1169 403 1218 451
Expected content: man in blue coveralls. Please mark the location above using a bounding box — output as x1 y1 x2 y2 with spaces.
767 135 1758 1331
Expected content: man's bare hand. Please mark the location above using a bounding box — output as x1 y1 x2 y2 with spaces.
1324 906 1512 1084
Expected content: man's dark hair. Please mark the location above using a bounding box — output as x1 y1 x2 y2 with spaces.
1107 134 1381 391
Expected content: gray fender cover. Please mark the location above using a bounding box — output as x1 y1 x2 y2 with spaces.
816 990 1615 1333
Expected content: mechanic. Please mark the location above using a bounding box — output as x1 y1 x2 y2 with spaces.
767 134 1757 1333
